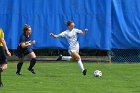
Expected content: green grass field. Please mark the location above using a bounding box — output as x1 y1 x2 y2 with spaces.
1 62 140 93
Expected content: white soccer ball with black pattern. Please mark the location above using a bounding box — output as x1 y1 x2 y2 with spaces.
94 70 102 77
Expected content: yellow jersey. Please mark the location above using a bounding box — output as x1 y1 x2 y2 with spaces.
0 28 4 46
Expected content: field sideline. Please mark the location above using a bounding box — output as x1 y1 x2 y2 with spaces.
1 62 140 93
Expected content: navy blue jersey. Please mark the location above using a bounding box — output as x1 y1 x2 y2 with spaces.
18 33 32 51
17 33 33 58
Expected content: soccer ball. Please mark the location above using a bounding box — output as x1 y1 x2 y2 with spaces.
94 70 102 77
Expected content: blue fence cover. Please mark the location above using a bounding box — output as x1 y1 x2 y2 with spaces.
0 0 140 50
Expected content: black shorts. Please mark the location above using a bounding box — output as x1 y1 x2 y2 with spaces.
0 46 7 64
17 47 33 58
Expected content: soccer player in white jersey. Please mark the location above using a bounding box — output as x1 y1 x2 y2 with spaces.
50 20 88 76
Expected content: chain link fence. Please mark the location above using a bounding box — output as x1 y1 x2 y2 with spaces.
110 49 140 63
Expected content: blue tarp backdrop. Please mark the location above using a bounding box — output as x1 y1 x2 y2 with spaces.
0 0 140 50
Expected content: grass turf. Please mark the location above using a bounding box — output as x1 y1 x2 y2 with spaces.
1 62 140 93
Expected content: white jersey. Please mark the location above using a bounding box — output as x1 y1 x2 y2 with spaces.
59 28 82 50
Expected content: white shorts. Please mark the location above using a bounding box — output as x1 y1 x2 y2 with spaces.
68 49 79 55
68 43 79 55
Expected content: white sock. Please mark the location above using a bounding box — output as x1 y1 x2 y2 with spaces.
78 59 85 72
62 56 72 61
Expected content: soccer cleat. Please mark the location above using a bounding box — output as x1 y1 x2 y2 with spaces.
28 68 36 74
82 69 87 76
16 72 22 76
56 54 62 61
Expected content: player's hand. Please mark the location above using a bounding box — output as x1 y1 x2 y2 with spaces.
83 28 88 34
6 50 11 57
50 33 59 38
31 40 36 45
50 33 54 36
84 28 88 32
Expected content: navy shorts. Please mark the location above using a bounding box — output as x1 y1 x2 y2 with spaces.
0 46 7 64
17 47 33 58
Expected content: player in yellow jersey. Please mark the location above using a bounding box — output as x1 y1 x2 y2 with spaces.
0 28 11 87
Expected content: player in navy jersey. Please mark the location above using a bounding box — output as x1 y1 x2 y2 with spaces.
16 24 37 75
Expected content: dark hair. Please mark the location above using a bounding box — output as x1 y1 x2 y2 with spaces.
23 24 31 33
66 20 74 26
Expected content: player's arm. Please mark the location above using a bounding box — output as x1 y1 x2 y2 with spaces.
50 33 62 38
20 35 35 48
0 38 11 56
21 40 35 48
80 28 88 35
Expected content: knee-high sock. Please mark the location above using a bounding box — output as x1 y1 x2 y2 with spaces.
16 62 23 73
62 56 72 61
28 58 37 70
78 59 85 72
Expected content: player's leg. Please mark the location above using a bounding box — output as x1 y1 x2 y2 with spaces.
71 51 87 75
16 58 24 75
0 62 7 72
56 54 72 61
56 50 75 61
62 56 72 61
27 51 37 74
70 54 77 61
0 46 7 72
16 47 25 75
71 52 84 70
0 64 7 87
1 64 7 71
0 65 3 87
0 46 8 87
